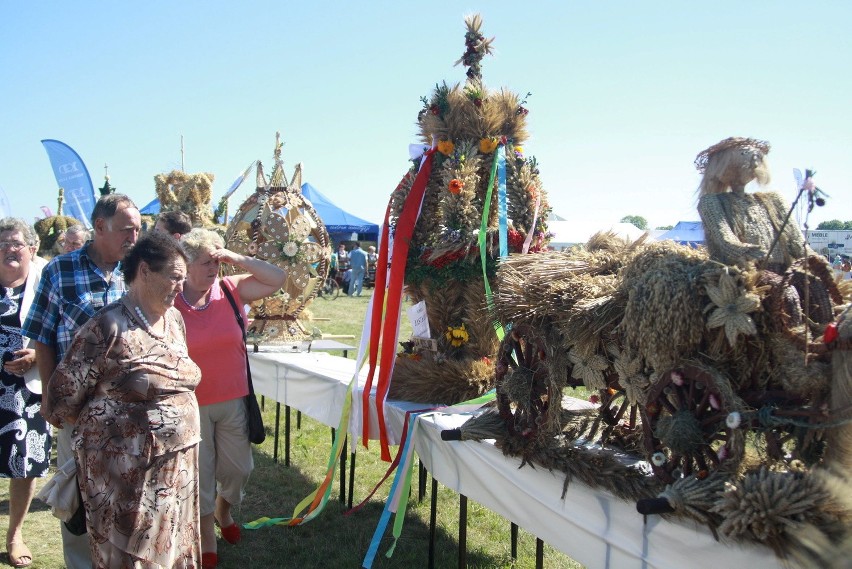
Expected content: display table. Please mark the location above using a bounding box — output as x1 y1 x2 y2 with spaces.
248 351 783 569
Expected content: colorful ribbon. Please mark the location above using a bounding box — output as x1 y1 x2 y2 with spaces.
497 144 508 258
479 143 506 341
363 149 436 461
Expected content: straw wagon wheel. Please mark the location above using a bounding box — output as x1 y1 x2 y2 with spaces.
494 324 562 439
640 364 744 483
596 379 641 431
739 389 830 466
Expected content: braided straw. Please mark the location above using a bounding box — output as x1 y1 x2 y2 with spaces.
694 137 770 173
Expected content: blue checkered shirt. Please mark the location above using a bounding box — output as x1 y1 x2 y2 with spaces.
22 243 128 363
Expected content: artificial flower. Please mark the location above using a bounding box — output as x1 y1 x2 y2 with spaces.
704 271 760 347
445 323 469 347
437 140 455 156
282 241 299 257
479 137 498 154
568 347 608 391
448 179 464 194
613 350 649 406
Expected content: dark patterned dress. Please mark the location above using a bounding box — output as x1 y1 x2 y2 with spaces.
45 299 203 568
0 282 51 479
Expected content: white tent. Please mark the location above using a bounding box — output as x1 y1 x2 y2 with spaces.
547 218 646 250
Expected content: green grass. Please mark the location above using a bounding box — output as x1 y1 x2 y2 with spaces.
1 291 584 568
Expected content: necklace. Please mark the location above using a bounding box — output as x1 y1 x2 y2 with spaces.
180 290 212 311
134 305 169 340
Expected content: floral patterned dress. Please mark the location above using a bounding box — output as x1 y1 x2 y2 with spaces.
0 282 51 479
44 299 202 568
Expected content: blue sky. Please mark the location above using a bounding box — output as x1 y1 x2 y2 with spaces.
1 1 850 237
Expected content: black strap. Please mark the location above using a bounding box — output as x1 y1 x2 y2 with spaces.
220 280 255 396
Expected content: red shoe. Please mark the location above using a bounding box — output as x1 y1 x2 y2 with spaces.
219 523 241 545
201 552 218 569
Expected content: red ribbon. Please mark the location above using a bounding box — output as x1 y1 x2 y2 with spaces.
361 151 436 461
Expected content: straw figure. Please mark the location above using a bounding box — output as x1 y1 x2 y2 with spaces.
33 187 82 257
385 14 549 404
445 135 852 561
154 169 216 227
222 135 331 343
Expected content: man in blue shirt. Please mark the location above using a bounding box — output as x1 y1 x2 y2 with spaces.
23 193 141 569
347 241 368 296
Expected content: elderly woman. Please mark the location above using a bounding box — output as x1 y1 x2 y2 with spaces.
176 228 284 568
43 231 202 568
0 218 49 568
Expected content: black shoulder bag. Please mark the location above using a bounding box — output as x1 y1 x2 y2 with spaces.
220 281 266 444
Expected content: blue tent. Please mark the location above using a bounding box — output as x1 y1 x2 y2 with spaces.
140 197 160 215
301 183 379 243
657 221 704 247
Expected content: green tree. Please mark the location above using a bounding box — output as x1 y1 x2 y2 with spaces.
656 225 674 230
816 219 852 230
620 215 648 230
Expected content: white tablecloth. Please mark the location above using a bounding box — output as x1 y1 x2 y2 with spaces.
248 351 782 569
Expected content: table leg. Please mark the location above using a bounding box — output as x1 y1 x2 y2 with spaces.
536 537 544 569
348 451 356 509
428 477 438 569
297 410 302 430
261 395 265 412
339 433 347 503
459 494 468 569
511 522 518 563
418 459 426 502
273 402 281 463
285 405 291 467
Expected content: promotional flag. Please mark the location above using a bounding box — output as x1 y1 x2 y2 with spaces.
0 185 10 218
41 139 96 228
223 160 257 199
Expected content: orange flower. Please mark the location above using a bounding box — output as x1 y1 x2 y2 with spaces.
437 140 455 156
479 137 498 154
448 179 464 194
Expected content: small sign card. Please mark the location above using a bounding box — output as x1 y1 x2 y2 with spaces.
407 300 431 339
407 300 437 352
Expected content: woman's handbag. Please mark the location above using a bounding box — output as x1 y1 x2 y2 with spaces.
221 282 266 444
36 457 87 535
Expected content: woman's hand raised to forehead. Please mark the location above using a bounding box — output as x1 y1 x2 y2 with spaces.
208 248 245 267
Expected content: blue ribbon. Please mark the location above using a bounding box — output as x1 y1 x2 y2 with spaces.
497 145 508 257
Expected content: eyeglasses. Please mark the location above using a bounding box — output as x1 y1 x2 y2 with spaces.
0 241 28 251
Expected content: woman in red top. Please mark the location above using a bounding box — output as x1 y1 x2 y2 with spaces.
177 228 285 568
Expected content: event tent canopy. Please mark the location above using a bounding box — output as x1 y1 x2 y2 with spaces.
656 221 705 247
139 184 380 244
547 217 647 249
301 183 379 243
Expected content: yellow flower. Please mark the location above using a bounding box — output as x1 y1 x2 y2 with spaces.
445 324 469 347
437 140 455 156
514 146 523 155
479 137 498 154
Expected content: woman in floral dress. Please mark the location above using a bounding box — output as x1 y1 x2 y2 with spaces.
0 218 49 568
43 231 202 568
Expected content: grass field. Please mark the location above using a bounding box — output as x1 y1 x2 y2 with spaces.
1 291 583 568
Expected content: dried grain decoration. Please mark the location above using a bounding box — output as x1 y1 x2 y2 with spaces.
497 435 658 502
619 242 716 371
387 352 494 404
384 14 550 404
658 472 728 528
714 467 830 548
